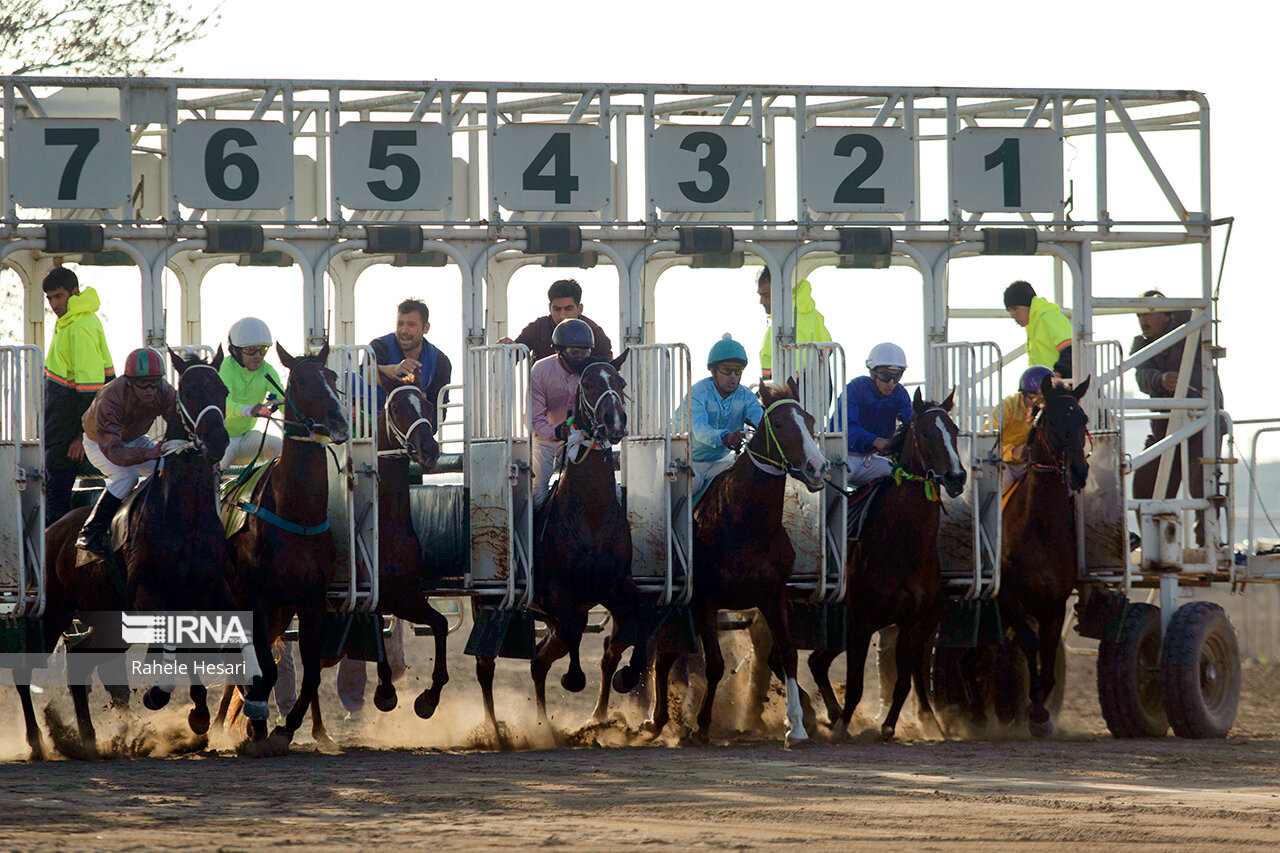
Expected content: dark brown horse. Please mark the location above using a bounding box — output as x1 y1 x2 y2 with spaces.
300 373 449 738
224 342 349 746
476 353 651 741
980 374 1090 737
645 378 829 747
20 348 236 759
808 389 967 740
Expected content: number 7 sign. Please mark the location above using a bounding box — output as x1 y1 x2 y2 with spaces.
7 119 132 210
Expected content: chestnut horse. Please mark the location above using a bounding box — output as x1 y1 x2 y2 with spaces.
646 378 829 747
807 389 967 740
224 342 349 746
301 374 449 739
20 348 238 759
476 353 651 741
976 374 1090 737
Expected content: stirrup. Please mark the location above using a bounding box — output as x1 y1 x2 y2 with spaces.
75 527 110 556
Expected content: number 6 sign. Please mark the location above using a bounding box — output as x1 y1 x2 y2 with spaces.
171 120 293 210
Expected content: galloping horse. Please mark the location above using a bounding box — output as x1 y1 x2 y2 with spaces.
982 374 1090 737
21 348 236 759
646 378 829 747
808 389 967 740
225 342 349 745
301 373 448 739
476 353 651 741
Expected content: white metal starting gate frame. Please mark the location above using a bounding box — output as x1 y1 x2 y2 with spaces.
0 345 44 620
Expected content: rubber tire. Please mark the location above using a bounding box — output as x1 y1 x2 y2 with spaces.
1161 602 1240 739
1097 603 1168 738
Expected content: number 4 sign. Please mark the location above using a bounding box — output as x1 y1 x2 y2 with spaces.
952 128 1063 213
492 124 610 212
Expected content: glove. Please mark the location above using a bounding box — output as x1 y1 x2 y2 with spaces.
243 403 272 418
554 421 570 441
160 439 196 457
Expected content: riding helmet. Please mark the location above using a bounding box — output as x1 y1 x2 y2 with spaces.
122 347 165 378
551 318 594 350
866 342 908 370
229 316 273 349
1019 364 1054 394
707 333 748 368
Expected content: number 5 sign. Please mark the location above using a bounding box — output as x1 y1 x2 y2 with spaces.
7 119 131 209
952 128 1063 213
171 120 293 210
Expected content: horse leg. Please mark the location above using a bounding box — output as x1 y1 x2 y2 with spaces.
758 596 808 747
591 631 626 724
557 610 588 695
212 683 235 728
17 684 46 761
603 580 651 695
475 655 502 746
1029 611 1065 738
310 691 335 748
645 649 679 736
240 605 277 742
881 620 924 741
692 604 724 744
838 617 874 739
955 646 989 727
807 647 841 727
188 680 210 737
392 595 450 720
277 606 324 745
373 658 398 713
531 625 570 730
68 683 98 758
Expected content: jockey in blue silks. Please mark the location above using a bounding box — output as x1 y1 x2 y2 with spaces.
844 341 913 487
689 334 764 502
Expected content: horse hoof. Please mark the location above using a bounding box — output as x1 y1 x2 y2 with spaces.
785 730 812 749
269 726 295 748
188 706 211 736
642 719 664 737
1030 715 1054 739
561 669 587 693
879 724 896 742
374 685 398 713
413 691 438 720
612 665 641 694
143 687 171 711
691 727 711 746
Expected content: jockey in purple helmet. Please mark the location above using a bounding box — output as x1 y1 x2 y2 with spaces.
997 364 1054 493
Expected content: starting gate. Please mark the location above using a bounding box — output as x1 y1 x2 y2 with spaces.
326 344 379 613
0 346 44 622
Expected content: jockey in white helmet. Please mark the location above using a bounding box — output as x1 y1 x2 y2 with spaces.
218 316 284 469
843 342 912 487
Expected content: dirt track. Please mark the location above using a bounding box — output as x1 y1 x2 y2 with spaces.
3 636 1279 850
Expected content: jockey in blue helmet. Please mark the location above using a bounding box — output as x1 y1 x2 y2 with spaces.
689 333 763 501
997 364 1054 493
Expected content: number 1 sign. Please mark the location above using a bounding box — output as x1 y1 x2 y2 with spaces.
952 128 1063 213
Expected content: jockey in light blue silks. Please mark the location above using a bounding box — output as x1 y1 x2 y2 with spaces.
689 334 764 503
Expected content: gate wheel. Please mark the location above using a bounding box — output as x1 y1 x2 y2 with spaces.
1161 602 1240 739
1097 603 1168 738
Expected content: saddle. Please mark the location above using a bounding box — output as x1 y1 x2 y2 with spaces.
219 461 274 538
846 479 887 542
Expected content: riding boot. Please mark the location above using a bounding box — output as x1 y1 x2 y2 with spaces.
75 490 123 556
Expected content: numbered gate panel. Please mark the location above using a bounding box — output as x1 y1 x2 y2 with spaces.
1080 340 1128 583
800 126 914 215
0 346 44 618
171 120 294 210
624 439 675 584
937 447 1002 595
492 123 609 213
325 346 379 613
333 121 453 211
7 118 131 210
649 125 763 214
951 128 1064 214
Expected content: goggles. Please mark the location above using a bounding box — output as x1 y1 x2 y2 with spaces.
560 346 591 359
715 364 745 377
240 345 270 357
871 367 904 383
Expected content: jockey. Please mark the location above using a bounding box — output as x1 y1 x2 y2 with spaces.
843 342 913 487
219 316 284 469
530 318 596 508
76 347 188 555
690 334 763 501
997 365 1053 493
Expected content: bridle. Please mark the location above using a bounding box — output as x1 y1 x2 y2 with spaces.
746 399 810 479
891 406 954 503
379 384 436 459
175 362 226 453
266 360 335 444
1029 394 1091 487
566 365 625 464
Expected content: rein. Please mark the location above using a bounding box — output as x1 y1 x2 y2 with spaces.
892 406 950 503
175 363 226 452
562 367 624 466
746 399 807 478
265 367 332 444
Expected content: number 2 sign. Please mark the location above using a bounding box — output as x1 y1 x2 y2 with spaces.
952 128 1063 213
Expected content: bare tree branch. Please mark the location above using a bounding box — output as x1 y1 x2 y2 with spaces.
1 0 222 76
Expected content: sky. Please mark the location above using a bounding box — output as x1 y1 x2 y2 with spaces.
7 1 1278 466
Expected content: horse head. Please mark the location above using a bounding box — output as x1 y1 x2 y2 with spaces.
168 345 230 466
1033 374 1091 492
378 370 441 472
905 388 966 498
277 341 350 444
576 351 629 446
755 376 829 492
